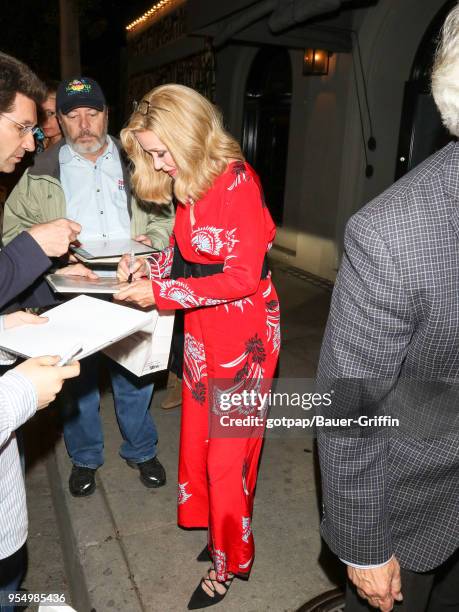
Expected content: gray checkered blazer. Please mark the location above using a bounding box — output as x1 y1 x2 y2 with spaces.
317 141 459 572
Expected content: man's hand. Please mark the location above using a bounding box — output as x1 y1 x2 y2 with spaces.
117 254 147 282
55 263 99 279
114 279 156 309
14 356 80 409
135 234 152 246
27 218 81 257
4 311 48 330
348 557 403 611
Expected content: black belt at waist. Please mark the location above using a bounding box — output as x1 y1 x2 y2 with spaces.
170 243 269 280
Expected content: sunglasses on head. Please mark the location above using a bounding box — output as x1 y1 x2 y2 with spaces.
132 100 170 115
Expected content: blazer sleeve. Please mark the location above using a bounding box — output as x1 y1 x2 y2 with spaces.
316 211 415 566
0 232 52 310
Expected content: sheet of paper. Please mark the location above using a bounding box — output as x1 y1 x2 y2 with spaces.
71 239 156 260
46 273 121 294
0 295 152 360
103 310 174 376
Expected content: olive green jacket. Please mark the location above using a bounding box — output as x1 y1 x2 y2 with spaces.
3 138 174 249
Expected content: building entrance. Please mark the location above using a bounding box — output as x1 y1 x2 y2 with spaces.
242 46 292 225
395 1 456 180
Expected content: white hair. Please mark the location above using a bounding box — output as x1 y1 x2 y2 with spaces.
432 2 459 137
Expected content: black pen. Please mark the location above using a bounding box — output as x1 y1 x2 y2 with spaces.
127 249 135 283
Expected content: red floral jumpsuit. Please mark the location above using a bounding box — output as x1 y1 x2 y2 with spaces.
149 162 280 581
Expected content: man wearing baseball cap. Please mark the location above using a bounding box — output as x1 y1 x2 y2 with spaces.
3 77 174 497
56 77 105 114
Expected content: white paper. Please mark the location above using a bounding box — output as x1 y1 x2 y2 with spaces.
103 310 174 376
0 295 152 360
71 238 155 260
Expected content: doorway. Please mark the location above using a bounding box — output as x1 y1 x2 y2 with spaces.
242 46 292 225
395 1 456 180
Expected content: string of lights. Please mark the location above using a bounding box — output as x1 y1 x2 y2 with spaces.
126 0 183 33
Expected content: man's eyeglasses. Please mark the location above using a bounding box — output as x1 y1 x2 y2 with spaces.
0 113 43 138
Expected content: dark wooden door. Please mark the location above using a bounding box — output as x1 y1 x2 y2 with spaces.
242 47 292 225
395 0 456 180
395 82 451 180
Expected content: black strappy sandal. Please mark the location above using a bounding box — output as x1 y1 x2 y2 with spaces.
187 567 233 609
196 545 211 562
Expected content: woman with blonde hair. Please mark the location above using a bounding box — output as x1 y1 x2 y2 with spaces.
116 84 280 609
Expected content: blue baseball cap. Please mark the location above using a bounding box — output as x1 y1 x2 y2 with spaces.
56 77 106 114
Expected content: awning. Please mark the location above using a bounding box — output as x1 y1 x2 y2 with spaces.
187 0 356 51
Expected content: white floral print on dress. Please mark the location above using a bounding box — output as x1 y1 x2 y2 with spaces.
225 228 239 253
200 297 226 306
154 279 201 308
242 517 252 543
227 162 249 191
264 283 281 354
191 226 224 255
239 557 252 569
178 482 192 505
183 333 207 404
213 334 267 415
242 461 249 496
220 297 254 313
213 549 227 581
148 246 174 279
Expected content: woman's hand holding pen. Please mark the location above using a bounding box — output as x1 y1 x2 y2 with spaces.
117 254 148 282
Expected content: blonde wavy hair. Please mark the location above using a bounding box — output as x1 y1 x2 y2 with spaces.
432 3 459 137
121 84 244 203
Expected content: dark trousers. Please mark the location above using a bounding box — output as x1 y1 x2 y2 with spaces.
169 310 184 378
345 549 459 611
0 545 27 612
169 239 185 379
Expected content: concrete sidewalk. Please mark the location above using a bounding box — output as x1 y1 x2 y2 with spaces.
36 265 342 611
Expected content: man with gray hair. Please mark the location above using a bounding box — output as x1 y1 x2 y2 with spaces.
316 4 459 612
3 77 174 498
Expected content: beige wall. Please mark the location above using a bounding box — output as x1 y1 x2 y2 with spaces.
274 0 449 281
273 49 352 279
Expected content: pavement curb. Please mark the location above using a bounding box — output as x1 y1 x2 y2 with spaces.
45 437 142 612
45 448 92 612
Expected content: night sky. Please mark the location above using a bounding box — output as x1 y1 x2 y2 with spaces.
1 0 155 126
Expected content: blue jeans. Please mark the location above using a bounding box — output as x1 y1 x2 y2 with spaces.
62 354 158 468
0 545 26 612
